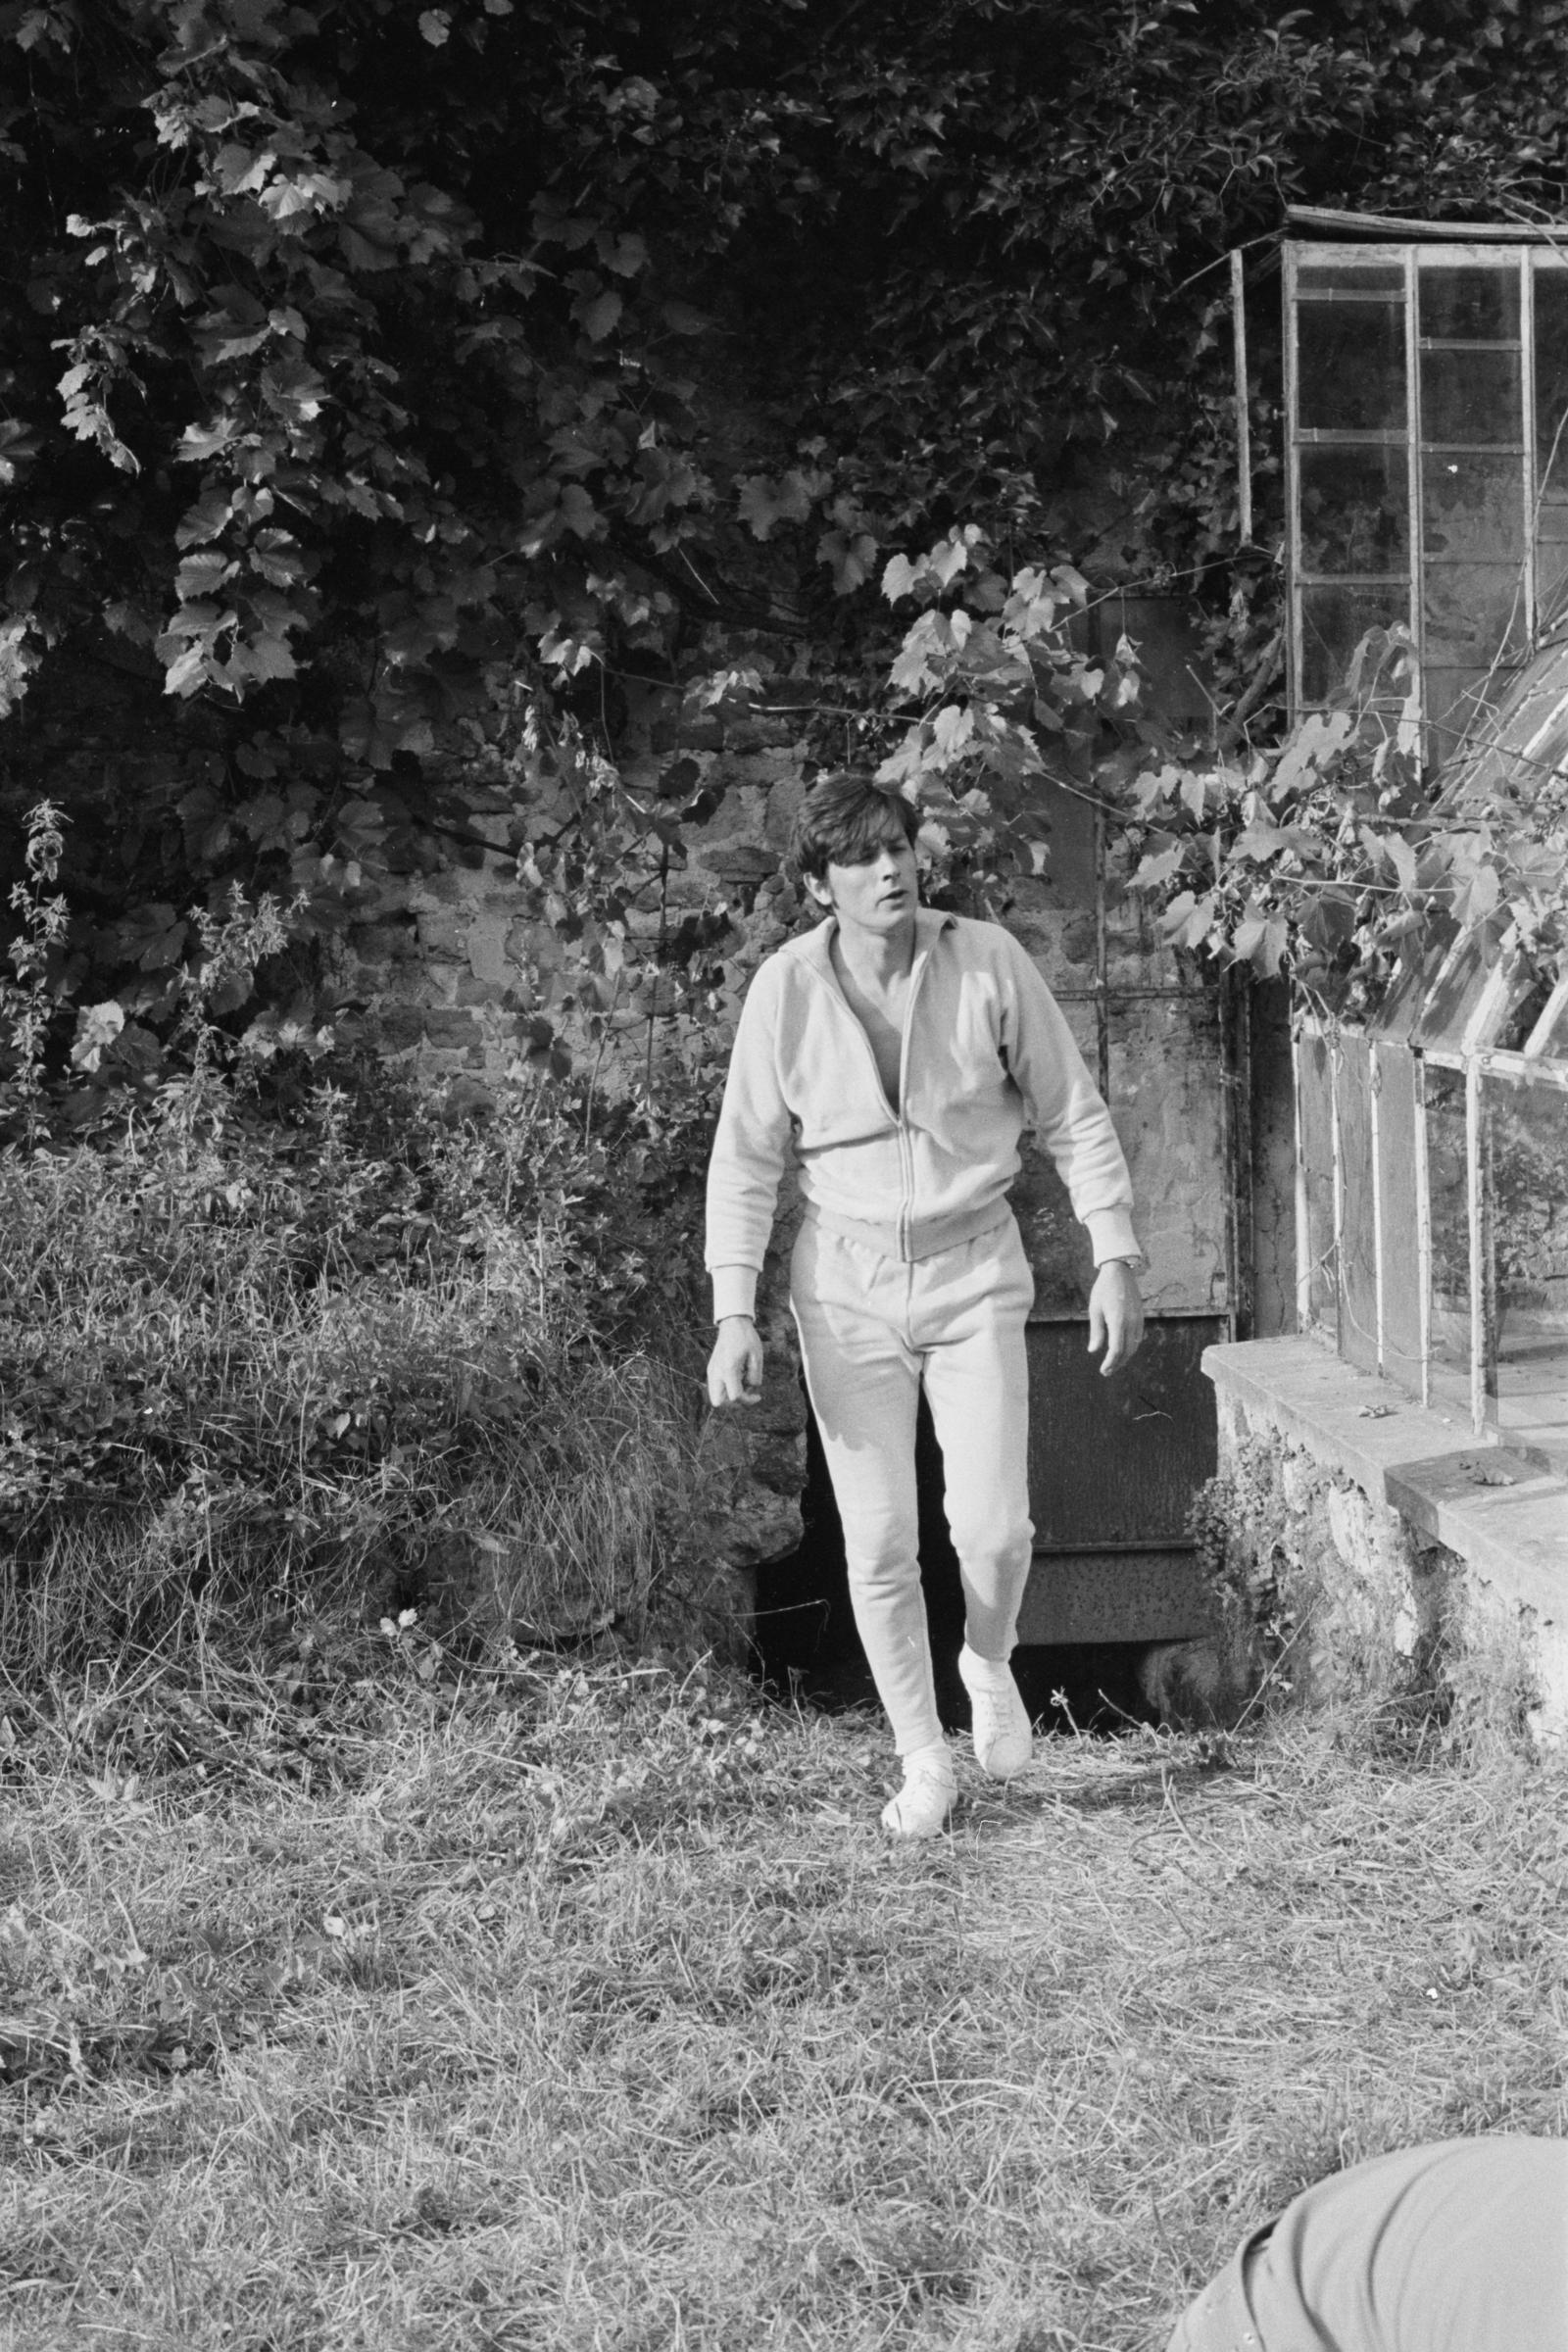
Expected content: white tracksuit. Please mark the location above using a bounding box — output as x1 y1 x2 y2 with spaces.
706 906 1139 1753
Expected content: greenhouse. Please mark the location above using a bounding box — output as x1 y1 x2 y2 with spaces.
1281 220 1568 1472
1202 216 1568 1734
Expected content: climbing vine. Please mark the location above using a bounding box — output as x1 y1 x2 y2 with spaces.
7 0 1568 1088
872 535 1568 1009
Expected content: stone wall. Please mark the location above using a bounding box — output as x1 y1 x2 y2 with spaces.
1203 1339 1568 1740
332 675 814 1092
331 675 819 1588
1204 1396 1464 1715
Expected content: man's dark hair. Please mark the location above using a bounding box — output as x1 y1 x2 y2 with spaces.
789 773 919 883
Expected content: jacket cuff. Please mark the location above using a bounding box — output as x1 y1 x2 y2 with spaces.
710 1264 760 1323
1085 1210 1143 1268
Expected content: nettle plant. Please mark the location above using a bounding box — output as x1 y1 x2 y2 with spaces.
873 533 1568 1013
1 800 317 1140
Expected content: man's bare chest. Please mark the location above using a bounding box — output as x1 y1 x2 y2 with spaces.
834 973 910 1112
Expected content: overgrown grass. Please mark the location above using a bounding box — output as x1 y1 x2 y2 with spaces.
0 1071 715 1679
2 1650 1564 2351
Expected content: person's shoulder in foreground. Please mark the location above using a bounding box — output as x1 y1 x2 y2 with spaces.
1167 2134 1568 2352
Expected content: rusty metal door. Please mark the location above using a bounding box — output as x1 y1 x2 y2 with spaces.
1010 600 1241 1643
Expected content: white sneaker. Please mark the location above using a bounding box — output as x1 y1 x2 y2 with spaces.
958 1644 1033 1779
880 1742 956 1838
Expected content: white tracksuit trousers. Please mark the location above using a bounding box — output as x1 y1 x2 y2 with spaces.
790 1211 1036 1756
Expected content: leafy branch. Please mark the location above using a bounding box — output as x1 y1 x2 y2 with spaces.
871 540 1568 1014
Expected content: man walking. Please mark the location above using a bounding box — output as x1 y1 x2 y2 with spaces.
705 774 1145 1836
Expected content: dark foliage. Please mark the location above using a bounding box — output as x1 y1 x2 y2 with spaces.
3 0 1567 1037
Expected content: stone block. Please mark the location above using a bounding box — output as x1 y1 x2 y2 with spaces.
466 911 512 985
662 868 720 911
698 844 778 884
382 834 443 877
416 910 467 956
466 813 514 849
455 971 504 1005
723 718 798 754
422 1008 483 1049
1326 1482 1372 1575
373 1005 425 1052
409 871 469 907
764 772 808 848
747 1433 808 1494
348 920 418 962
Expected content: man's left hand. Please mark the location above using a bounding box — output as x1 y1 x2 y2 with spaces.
1088 1261 1145 1377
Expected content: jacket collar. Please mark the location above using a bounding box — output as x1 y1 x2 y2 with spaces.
788 905 956 971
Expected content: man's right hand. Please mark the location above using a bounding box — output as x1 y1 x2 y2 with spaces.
707 1316 764 1407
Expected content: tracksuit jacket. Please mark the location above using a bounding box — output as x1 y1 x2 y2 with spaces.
705 906 1139 1321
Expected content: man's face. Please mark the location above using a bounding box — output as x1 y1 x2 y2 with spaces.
807 829 918 933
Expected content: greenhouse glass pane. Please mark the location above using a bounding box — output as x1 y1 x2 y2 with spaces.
1336 1032 1378 1372
1377 1044 1424 1396
1526 976 1568 1059
1422 563 1528 669
1484 1071 1568 1455
1425 1065 1471 1395
1297 302 1407 432
1453 645 1568 806
1298 263 1404 293
1424 665 1506 760
1298 445 1409 574
1413 921 1505 1052
1519 694 1568 779
1533 265 1568 491
1508 972 1563 1054
1420 346 1522 445
1537 508 1568 628
1418 265 1519 344
1298 583 1410 704
1298 1033 1337 1331
1469 948 1552 1054
1376 916 1457 1045
1420 451 1525 566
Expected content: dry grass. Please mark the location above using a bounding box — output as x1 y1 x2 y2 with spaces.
2 1649 1566 2352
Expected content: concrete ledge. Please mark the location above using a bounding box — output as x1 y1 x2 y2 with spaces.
1203 1336 1568 1636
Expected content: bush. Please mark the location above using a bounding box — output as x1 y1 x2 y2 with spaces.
0 1061 715 1683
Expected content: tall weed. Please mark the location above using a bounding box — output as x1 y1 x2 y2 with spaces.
0 1062 714 1685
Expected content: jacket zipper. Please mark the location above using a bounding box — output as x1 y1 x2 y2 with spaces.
814 940 933 1263
894 949 933 1259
